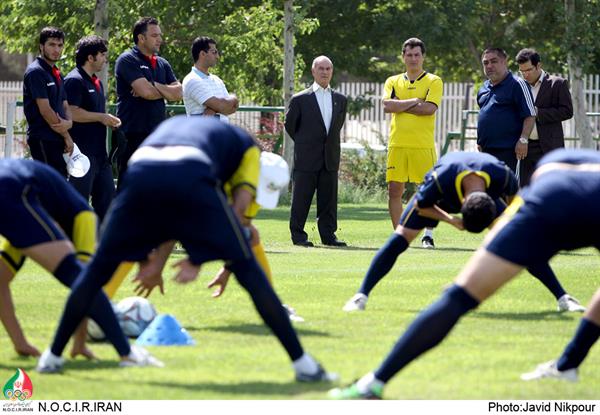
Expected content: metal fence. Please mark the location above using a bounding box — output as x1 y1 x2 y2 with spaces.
3 75 600 157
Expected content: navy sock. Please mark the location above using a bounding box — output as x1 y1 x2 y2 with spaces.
230 257 304 361
374 285 479 382
556 318 600 371
53 254 83 287
51 258 130 357
527 263 566 300
358 233 409 296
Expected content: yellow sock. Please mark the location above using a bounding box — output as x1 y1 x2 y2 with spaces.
252 242 273 286
102 262 134 299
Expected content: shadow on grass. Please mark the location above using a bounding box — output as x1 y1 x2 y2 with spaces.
0 360 120 372
410 246 477 253
259 206 389 222
470 310 574 321
144 379 332 396
188 323 333 337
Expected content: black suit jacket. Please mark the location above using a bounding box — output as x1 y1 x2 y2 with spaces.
534 74 573 153
285 87 347 172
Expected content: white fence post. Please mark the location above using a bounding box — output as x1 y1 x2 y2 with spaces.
5 100 16 158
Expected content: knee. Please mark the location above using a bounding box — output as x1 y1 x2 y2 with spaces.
388 182 405 198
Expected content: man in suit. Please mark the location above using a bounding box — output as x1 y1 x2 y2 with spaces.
285 56 348 247
516 48 573 186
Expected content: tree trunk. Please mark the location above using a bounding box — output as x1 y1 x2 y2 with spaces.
565 0 593 148
94 0 110 91
283 0 295 169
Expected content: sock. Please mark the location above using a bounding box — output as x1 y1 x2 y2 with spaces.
556 318 600 371
102 261 134 299
358 233 409 296
356 372 385 393
52 254 83 287
424 228 433 238
252 242 273 286
374 285 479 382
527 263 566 300
292 353 319 374
51 257 130 358
229 257 304 361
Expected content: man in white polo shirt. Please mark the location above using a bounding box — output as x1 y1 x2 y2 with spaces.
182 36 238 121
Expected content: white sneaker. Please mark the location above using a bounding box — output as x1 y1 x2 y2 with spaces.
343 293 368 312
120 345 164 368
283 304 305 323
521 360 578 382
557 295 586 312
36 349 65 373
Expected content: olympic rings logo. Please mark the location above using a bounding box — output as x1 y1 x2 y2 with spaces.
4 389 31 401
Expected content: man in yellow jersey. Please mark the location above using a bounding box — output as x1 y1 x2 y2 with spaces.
382 37 442 248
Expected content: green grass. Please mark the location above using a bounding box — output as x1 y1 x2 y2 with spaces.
1 203 599 399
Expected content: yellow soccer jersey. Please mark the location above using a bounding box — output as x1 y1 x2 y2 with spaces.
383 72 443 149
224 146 261 220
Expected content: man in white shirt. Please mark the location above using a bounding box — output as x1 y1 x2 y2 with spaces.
285 56 348 247
182 37 238 121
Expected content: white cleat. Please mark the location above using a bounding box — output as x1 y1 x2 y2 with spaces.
120 345 164 368
283 304 305 323
557 295 586 312
343 293 368 312
521 360 578 382
36 349 65 374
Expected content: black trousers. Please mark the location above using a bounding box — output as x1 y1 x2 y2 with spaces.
116 131 150 190
289 168 338 244
68 154 115 222
28 138 68 177
482 147 518 173
519 140 546 187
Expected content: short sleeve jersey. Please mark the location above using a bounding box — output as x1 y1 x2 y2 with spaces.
416 152 518 213
142 116 259 192
182 67 230 122
23 57 67 140
64 67 107 156
477 73 536 149
115 46 177 134
383 72 443 149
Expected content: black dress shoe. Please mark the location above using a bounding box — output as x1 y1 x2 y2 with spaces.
322 239 347 247
293 240 314 247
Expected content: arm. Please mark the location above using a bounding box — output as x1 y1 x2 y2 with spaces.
416 205 464 230
231 187 254 222
405 101 438 116
536 80 573 124
36 98 72 133
69 105 122 128
284 97 300 140
154 81 183 101
130 78 164 100
204 95 239 115
515 115 536 159
382 97 420 113
133 240 177 297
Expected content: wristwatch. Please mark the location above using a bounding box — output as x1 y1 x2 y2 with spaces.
519 137 529 144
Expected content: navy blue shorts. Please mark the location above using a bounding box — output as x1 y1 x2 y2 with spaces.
0 178 66 248
486 171 600 266
399 196 439 230
96 159 253 265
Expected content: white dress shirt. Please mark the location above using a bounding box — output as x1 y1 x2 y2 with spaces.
312 82 333 134
529 71 545 140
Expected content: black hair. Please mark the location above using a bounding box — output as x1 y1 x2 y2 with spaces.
482 48 507 60
39 27 64 45
132 16 159 44
461 192 497 233
191 36 216 62
402 38 425 55
75 35 108 67
516 48 541 66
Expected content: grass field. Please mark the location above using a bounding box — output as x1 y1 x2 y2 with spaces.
1 203 598 400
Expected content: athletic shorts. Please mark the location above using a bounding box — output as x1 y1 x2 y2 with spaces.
386 147 436 183
486 171 600 266
97 159 253 266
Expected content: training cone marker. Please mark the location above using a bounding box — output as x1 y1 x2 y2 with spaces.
135 314 195 346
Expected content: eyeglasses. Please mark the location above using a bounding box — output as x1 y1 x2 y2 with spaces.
206 49 220 55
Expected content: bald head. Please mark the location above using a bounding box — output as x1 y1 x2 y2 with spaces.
311 55 333 88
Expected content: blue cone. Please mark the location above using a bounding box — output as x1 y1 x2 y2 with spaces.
135 314 195 346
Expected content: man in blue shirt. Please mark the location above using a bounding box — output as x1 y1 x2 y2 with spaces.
477 48 536 173
39 116 336 382
65 35 121 221
23 27 74 176
343 151 583 313
331 149 600 399
114 16 182 186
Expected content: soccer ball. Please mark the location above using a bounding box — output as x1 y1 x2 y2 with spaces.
115 296 157 338
86 297 157 341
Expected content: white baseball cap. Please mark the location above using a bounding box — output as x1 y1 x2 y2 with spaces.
256 152 290 209
63 143 90 178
